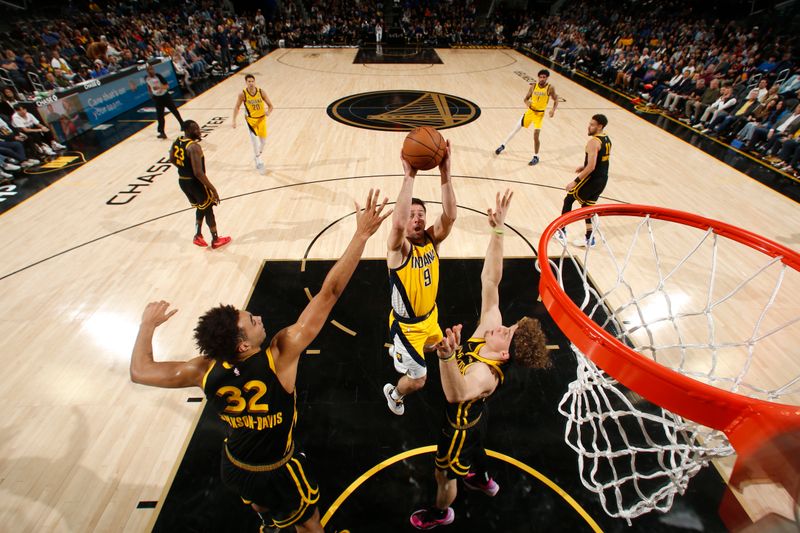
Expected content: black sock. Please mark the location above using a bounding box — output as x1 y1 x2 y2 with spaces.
211 229 219 240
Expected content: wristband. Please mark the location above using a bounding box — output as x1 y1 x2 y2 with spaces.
493 228 504 235
438 352 456 362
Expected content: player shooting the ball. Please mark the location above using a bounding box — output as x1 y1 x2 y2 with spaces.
383 137 457 416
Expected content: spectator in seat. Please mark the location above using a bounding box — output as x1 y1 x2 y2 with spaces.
755 79 770 103
73 66 92 83
22 54 39 77
171 52 194 96
705 89 760 136
778 68 800 95
187 45 208 78
50 50 75 80
746 103 800 153
1 51 29 91
0 115 40 167
756 55 777 75
693 85 737 128
663 73 699 112
89 59 109 78
736 99 781 144
774 134 800 174
0 87 17 116
652 67 688 107
11 104 66 155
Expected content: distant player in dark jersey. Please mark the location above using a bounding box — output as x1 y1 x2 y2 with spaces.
383 142 456 416
556 114 611 247
129 189 391 533
170 120 231 249
410 190 550 530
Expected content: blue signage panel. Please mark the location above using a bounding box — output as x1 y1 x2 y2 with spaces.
36 60 179 141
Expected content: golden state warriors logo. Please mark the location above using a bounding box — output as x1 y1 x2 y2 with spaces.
327 90 480 131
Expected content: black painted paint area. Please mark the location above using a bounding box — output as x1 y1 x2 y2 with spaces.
154 259 727 533
354 46 443 64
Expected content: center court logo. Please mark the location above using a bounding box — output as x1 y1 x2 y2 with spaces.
327 90 480 131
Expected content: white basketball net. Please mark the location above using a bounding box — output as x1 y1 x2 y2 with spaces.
542 212 800 523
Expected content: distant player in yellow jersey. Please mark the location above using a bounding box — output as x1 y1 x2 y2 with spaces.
495 69 558 166
232 74 274 171
383 141 457 416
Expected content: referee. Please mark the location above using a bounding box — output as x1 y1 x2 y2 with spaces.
145 63 185 139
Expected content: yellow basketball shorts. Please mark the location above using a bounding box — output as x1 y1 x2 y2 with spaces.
521 108 545 129
245 115 268 138
389 306 443 379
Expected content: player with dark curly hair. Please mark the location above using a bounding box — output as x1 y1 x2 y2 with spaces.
410 189 550 530
129 189 391 533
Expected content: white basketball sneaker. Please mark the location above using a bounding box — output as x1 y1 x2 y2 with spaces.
383 384 405 415
573 235 596 248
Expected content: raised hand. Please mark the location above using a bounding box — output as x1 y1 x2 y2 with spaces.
487 189 513 228
354 188 392 237
401 152 418 179
436 324 463 360
141 300 178 328
438 139 452 177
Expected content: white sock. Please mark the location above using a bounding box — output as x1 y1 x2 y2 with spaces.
249 131 260 158
390 387 404 401
502 121 523 146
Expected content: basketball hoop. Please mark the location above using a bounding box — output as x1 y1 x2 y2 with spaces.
536 204 800 524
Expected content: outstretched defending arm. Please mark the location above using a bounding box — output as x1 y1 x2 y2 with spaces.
130 301 211 388
272 190 392 392
430 141 456 245
473 189 513 338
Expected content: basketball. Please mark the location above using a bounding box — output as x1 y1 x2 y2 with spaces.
402 126 446 170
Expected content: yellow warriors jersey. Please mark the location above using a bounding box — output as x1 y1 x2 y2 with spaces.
529 83 550 111
389 231 439 319
243 88 267 119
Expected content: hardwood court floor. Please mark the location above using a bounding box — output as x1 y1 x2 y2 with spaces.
0 49 798 532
